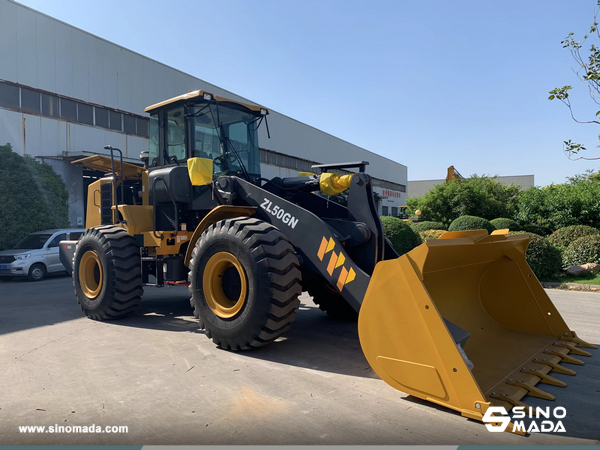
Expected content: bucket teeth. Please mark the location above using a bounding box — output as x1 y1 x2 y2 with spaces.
506 379 555 400
544 349 585 366
489 392 529 409
533 357 577 376
553 341 592 357
560 331 598 350
520 368 566 387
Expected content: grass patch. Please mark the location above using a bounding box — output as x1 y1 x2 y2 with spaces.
541 272 600 285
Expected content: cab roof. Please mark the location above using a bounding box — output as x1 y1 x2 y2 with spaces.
144 90 267 114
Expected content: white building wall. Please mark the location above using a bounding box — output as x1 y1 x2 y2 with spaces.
0 0 406 182
260 164 298 180
0 109 147 160
0 0 408 222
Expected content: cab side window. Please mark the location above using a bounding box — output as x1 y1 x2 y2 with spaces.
166 106 186 163
149 114 160 166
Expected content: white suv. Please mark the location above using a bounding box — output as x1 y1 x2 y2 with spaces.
0 229 84 281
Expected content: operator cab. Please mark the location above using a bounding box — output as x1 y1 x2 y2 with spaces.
144 90 266 182
143 90 268 231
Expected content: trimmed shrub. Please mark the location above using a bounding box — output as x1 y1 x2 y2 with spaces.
521 223 552 236
562 235 600 268
411 221 448 233
509 231 563 278
490 218 520 231
381 216 422 256
548 225 600 250
448 215 495 234
419 229 446 241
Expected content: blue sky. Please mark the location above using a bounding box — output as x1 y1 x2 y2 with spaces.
16 0 600 186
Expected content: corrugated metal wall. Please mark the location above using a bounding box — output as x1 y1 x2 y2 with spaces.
0 0 406 188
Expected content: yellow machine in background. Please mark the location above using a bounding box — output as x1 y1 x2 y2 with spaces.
446 165 464 182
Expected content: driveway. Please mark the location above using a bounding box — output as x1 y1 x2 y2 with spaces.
0 276 598 444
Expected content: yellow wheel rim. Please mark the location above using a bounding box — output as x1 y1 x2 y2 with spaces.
79 250 103 298
203 252 248 319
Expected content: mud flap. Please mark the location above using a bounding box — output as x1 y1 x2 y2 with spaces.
358 230 596 424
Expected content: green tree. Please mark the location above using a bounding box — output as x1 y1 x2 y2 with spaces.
550 1 600 159
406 175 521 226
0 143 69 250
516 176 600 230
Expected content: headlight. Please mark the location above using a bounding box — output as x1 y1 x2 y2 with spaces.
14 253 31 260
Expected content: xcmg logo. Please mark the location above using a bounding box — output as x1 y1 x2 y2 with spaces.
482 406 567 433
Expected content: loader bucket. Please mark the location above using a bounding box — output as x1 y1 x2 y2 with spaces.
358 230 596 423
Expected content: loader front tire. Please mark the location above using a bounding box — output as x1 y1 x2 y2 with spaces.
189 217 301 350
306 279 358 321
73 226 143 320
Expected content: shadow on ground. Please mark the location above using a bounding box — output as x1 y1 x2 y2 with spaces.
115 286 200 333
242 301 378 380
0 273 80 336
117 291 377 380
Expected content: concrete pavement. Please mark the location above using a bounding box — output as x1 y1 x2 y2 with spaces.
0 275 598 444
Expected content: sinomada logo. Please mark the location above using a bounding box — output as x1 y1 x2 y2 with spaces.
482 406 567 433
482 407 512 433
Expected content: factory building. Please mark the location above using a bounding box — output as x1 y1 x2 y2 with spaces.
407 175 535 199
0 0 407 226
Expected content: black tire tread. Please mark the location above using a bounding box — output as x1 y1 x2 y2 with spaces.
189 217 301 350
73 225 142 320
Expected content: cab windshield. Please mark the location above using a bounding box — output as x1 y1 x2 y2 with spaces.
191 103 261 179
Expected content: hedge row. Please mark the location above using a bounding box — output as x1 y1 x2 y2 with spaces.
419 229 446 241
410 221 447 233
490 218 521 231
562 235 600 268
406 172 600 232
382 216 600 278
509 231 563 278
380 216 422 256
448 215 496 234
548 225 600 250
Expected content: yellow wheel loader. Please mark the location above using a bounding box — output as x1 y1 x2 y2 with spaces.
60 90 595 431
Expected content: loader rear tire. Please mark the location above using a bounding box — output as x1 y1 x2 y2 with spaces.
73 226 143 320
189 217 302 350
306 279 358 321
